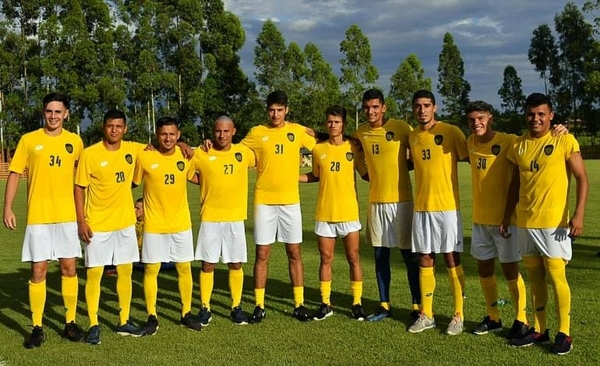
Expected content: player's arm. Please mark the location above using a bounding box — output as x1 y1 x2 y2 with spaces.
567 152 589 237
500 164 519 238
351 139 369 181
299 172 319 183
74 185 93 244
551 123 568 136
177 141 194 160
188 172 200 185
2 172 21 230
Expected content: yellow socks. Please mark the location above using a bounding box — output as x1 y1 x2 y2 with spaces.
29 280 46 327
229 268 244 308
479 275 499 322
255 288 265 308
320 281 332 305
200 270 214 310
85 267 103 326
144 263 161 316
116 263 133 325
448 266 464 319
176 262 193 316
293 286 304 308
350 281 363 306
61 275 79 324
545 257 571 335
523 256 548 332
507 274 527 324
420 267 435 318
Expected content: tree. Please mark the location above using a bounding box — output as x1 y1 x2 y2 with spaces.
253 20 288 96
498 65 525 114
437 32 470 121
528 24 560 94
339 24 379 128
389 54 432 122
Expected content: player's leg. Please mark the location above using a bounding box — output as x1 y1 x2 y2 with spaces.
199 261 216 326
397 202 420 318
366 203 391 321
313 229 335 321
170 229 199 330
251 204 277 323
29 261 48 336
227 262 248 325
342 225 365 321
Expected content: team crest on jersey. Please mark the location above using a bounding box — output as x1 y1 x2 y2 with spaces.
65 143 74 154
544 145 554 156
287 133 295 142
235 152 242 162
491 144 501 156
125 154 133 164
434 135 443 145
176 161 185 171
385 131 394 141
346 152 354 161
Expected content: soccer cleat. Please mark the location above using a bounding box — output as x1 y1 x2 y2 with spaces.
24 326 45 349
551 332 573 355
198 307 212 327
312 303 333 321
367 306 391 322
511 328 551 347
86 325 101 345
142 315 159 336
445 314 464 335
62 321 85 342
473 315 503 335
351 304 366 321
248 306 266 324
181 312 202 331
506 319 529 339
409 310 421 323
116 320 146 337
230 306 249 325
408 313 436 333
292 305 311 322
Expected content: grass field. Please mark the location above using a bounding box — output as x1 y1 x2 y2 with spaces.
0 163 599 366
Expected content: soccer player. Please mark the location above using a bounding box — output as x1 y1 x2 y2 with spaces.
407 90 468 335
300 105 365 321
244 90 317 323
193 116 255 326
466 101 528 338
3 92 85 348
74 109 147 344
502 93 588 355
352 89 420 322
133 116 202 334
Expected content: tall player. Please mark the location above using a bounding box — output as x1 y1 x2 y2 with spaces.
300 105 366 321
133 117 202 334
503 93 588 355
466 101 528 338
75 110 147 344
408 90 468 335
3 92 85 348
352 89 420 322
193 116 255 326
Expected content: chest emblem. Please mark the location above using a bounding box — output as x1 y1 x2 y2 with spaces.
385 131 394 141
65 143 74 154
177 161 185 171
235 153 242 162
287 133 295 142
544 145 554 156
125 154 133 164
434 135 443 145
346 152 354 161
491 145 500 156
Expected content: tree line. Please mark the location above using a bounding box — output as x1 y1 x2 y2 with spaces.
0 0 599 160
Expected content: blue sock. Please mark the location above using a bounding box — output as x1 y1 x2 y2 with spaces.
374 247 391 302
401 249 421 305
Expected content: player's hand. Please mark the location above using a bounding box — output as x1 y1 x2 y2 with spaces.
568 214 584 237
499 223 512 239
77 221 94 244
144 144 156 151
551 123 568 137
3 209 17 230
201 139 213 152
177 142 194 160
305 127 316 137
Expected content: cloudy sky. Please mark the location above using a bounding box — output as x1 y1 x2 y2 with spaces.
223 0 590 113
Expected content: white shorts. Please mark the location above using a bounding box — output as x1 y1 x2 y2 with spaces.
195 222 247 263
470 224 521 263
84 225 139 267
411 211 464 254
367 202 413 249
142 229 194 263
22 222 82 262
516 227 572 261
254 204 302 245
315 221 362 238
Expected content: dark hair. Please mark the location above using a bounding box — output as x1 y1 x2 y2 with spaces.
103 109 127 125
466 100 493 114
266 90 288 107
325 105 347 123
136 197 143 204
156 116 179 129
412 90 436 105
42 92 70 109
362 89 385 105
525 93 553 111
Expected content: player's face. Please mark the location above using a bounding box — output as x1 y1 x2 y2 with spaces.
413 98 436 127
267 104 288 128
134 201 144 221
526 104 554 137
43 101 69 133
362 99 386 127
326 114 344 138
213 120 236 150
103 118 127 145
156 124 180 153
467 111 493 137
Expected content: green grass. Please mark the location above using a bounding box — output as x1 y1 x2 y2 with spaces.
1 163 600 365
